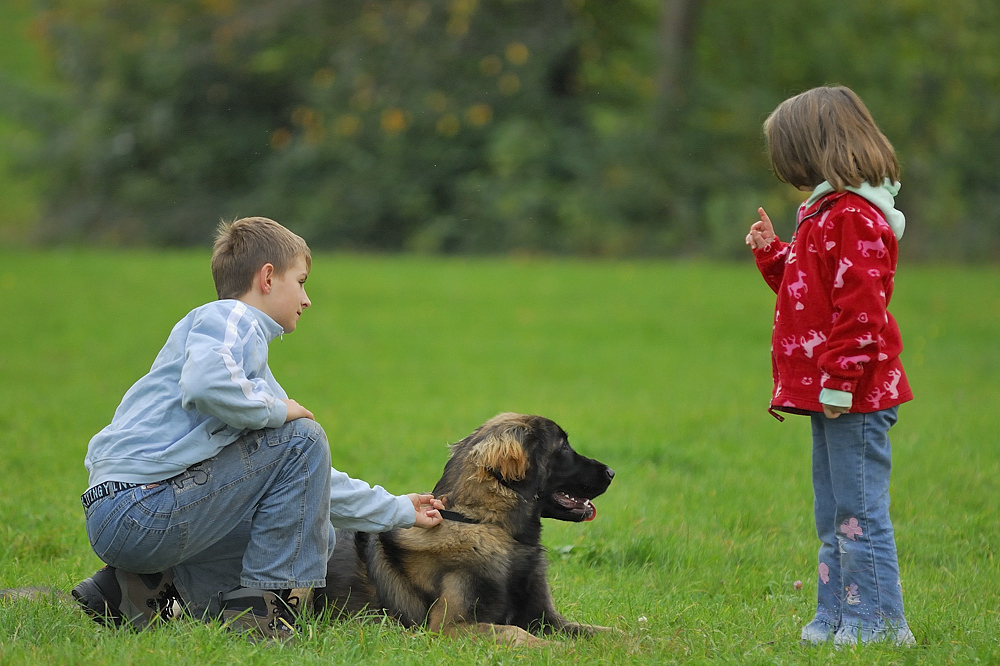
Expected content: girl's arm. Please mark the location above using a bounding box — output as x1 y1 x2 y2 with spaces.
748 207 788 293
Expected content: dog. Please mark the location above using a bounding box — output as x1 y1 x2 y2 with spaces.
312 412 615 645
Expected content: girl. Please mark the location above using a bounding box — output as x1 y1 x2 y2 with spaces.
746 86 915 646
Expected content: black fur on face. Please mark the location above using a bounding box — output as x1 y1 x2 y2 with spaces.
515 416 614 522
434 413 614 525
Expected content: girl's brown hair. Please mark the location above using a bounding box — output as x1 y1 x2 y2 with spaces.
211 217 311 299
763 86 900 191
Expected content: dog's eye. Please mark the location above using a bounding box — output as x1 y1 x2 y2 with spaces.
560 441 569 452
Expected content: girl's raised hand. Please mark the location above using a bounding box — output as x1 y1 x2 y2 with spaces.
746 207 776 249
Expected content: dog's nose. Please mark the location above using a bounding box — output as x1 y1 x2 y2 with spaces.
605 467 615 481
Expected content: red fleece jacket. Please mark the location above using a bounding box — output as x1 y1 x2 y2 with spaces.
754 191 912 415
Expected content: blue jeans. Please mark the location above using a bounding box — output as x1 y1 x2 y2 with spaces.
83 418 334 616
808 407 910 641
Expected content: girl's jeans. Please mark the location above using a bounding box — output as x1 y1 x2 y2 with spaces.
83 418 334 617
809 406 909 641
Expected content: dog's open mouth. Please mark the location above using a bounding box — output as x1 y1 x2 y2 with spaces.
552 491 597 522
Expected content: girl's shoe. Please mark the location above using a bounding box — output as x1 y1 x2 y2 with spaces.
800 617 838 645
833 623 916 647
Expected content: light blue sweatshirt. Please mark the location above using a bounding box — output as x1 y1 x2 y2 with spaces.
85 299 415 531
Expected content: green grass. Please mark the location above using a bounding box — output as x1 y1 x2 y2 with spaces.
1 252 997 664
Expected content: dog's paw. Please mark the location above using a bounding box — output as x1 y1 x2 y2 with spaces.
450 622 551 647
561 621 618 637
496 625 550 647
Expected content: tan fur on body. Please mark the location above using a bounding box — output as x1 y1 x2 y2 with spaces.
315 413 616 645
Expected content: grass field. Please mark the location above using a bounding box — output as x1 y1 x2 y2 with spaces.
0 251 997 664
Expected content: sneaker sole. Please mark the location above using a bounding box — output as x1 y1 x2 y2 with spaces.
72 577 124 628
72 571 160 630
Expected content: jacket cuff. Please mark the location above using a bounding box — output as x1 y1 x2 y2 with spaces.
819 388 853 408
394 495 416 528
265 399 288 428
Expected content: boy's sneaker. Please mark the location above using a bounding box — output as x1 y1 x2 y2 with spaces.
72 566 179 630
218 587 299 642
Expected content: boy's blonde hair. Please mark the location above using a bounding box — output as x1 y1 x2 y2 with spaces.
764 86 900 191
211 217 311 299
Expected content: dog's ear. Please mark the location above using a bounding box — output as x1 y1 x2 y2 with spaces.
471 425 529 482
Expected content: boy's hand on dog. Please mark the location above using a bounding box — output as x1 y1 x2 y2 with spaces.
746 207 776 250
408 493 444 528
282 398 315 422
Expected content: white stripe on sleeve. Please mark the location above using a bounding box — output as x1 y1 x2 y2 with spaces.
221 302 273 405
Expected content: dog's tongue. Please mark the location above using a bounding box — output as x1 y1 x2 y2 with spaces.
582 500 596 522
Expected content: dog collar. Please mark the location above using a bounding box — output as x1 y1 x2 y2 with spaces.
439 509 481 524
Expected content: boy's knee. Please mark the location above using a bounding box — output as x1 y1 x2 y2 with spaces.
291 418 330 465
291 416 326 441
267 418 330 471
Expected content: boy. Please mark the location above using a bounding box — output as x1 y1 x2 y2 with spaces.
73 217 442 640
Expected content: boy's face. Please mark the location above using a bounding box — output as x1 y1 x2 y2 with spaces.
263 255 311 333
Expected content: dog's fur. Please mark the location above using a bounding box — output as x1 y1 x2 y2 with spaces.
313 412 615 645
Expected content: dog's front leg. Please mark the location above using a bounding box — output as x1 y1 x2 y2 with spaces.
424 574 470 634
523 574 611 638
426 577 547 647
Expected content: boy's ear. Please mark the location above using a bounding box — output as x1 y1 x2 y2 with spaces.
256 263 275 294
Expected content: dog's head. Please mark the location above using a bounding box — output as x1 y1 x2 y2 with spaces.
439 413 614 523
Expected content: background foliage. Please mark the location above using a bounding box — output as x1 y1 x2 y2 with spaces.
3 0 1000 258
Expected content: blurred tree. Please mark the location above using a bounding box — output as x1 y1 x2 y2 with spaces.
655 0 701 129
25 0 672 254
13 0 1000 258
0 0 55 243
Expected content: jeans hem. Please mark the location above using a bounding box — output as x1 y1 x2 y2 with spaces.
240 578 327 591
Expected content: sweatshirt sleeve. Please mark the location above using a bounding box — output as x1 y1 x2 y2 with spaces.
816 205 897 395
328 468 416 531
178 304 288 430
753 237 789 294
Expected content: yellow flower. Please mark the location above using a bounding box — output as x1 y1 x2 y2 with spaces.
270 128 292 151
381 108 409 135
465 104 493 127
505 42 529 66
335 114 362 137
498 73 521 96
